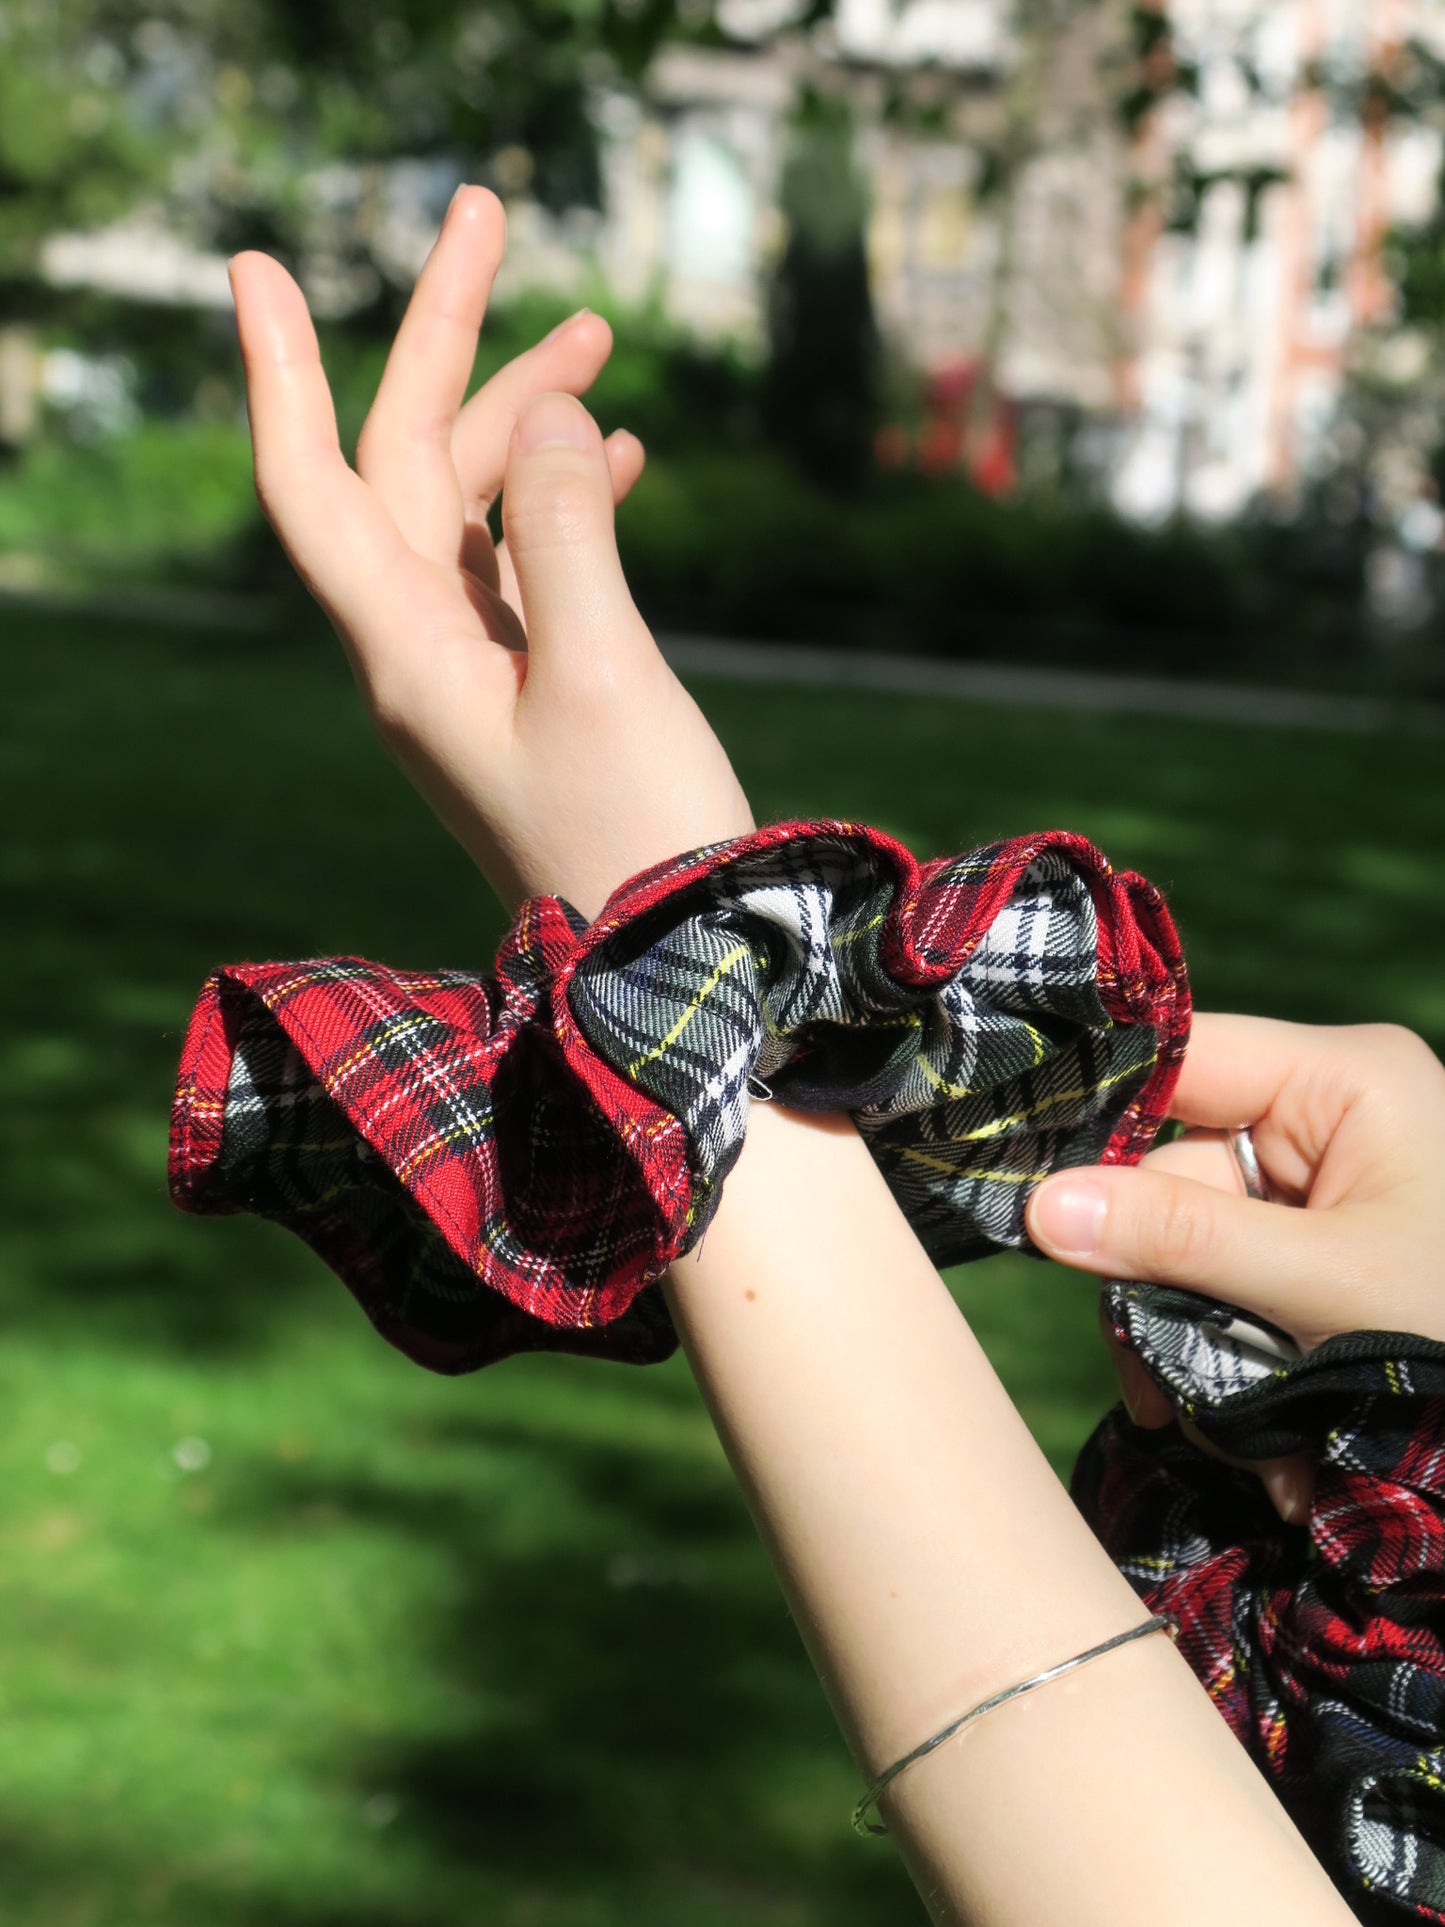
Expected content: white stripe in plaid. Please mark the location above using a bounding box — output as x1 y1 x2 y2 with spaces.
570 848 1160 1264
172 821 1187 1369
1083 1282 1445 1922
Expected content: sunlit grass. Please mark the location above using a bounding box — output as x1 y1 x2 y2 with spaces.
2 600 1440 1924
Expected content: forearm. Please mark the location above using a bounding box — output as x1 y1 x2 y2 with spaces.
664 1101 1351 1925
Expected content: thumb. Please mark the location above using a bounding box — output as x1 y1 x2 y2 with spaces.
1025 1165 1354 1337
500 392 649 692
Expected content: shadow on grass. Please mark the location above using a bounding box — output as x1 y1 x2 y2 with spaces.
3 605 1443 1925
0 1835 430 1927
5 605 1443 1370
190 1409 915 1924
1 604 507 1364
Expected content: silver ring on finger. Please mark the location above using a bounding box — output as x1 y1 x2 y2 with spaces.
1226 1125 1272 1203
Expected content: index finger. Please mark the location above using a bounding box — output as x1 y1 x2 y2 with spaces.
1168 1013 1320 1126
355 185 506 562
230 250 409 632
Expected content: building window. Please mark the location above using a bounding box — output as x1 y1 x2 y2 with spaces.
667 131 755 284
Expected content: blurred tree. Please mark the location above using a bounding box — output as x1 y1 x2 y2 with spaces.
0 0 842 328
1373 38 1445 367
1356 35 1445 632
763 87 880 494
0 2 171 321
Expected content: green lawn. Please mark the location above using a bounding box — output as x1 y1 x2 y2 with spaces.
2 602 1442 1925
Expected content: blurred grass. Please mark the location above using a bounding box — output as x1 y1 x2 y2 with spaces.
1 599 1442 1925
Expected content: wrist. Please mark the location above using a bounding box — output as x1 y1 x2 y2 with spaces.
665 1097 1148 1767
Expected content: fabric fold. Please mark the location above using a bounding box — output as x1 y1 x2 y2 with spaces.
170 810 1445 1916
169 819 1188 1370
1075 1281 1445 1922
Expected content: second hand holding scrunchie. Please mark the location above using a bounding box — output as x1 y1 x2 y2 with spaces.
169 818 1189 1371
168 820 1445 1917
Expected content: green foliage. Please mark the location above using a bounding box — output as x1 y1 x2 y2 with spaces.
0 419 256 576
0 280 767 583
0 0 849 407
443 286 765 460
0 2 170 296
1394 153 1445 340
0 1 839 294
0 376 1392 683
617 450 1377 680
1 605 1441 1921
1400 223 1445 332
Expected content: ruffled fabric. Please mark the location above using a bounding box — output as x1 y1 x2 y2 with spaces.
169 819 1188 1370
169 812 1445 1911
1074 1282 1445 1923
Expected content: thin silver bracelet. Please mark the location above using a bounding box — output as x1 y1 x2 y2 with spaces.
851 1613 1177 1837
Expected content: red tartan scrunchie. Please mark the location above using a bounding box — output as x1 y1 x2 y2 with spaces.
168 819 1189 1371
168 815 1445 1917
1075 1284 1445 1924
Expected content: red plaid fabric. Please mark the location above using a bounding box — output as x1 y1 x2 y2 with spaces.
169 819 1187 1371
1074 1283 1445 1923
169 814 1445 1907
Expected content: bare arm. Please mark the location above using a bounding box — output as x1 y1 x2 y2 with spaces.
667 1101 1352 1925
226 189 1351 1925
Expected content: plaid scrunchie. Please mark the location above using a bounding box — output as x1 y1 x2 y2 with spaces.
169 815 1445 1913
1074 1286 1445 1924
169 819 1188 1370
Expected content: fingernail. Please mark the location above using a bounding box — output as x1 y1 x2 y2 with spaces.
1119 1362 1145 1426
1116 1350 1151 1426
1262 1464 1310 1526
542 308 593 343
515 394 592 453
448 183 468 213
1030 1179 1107 1257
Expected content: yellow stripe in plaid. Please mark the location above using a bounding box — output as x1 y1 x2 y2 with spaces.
913 1021 1050 1098
395 1108 496 1184
328 1011 440 1093
897 1144 1048 1185
935 1051 1159 1142
626 940 754 1079
829 909 886 949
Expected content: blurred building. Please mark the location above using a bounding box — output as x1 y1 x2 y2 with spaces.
9 0 1445 532
558 0 1445 523
595 1 1131 429
1112 0 1445 523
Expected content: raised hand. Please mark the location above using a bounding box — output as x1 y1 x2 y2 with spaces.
228 185 754 920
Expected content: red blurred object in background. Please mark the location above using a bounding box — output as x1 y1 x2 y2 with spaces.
873 421 911 469
879 355 1018 496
